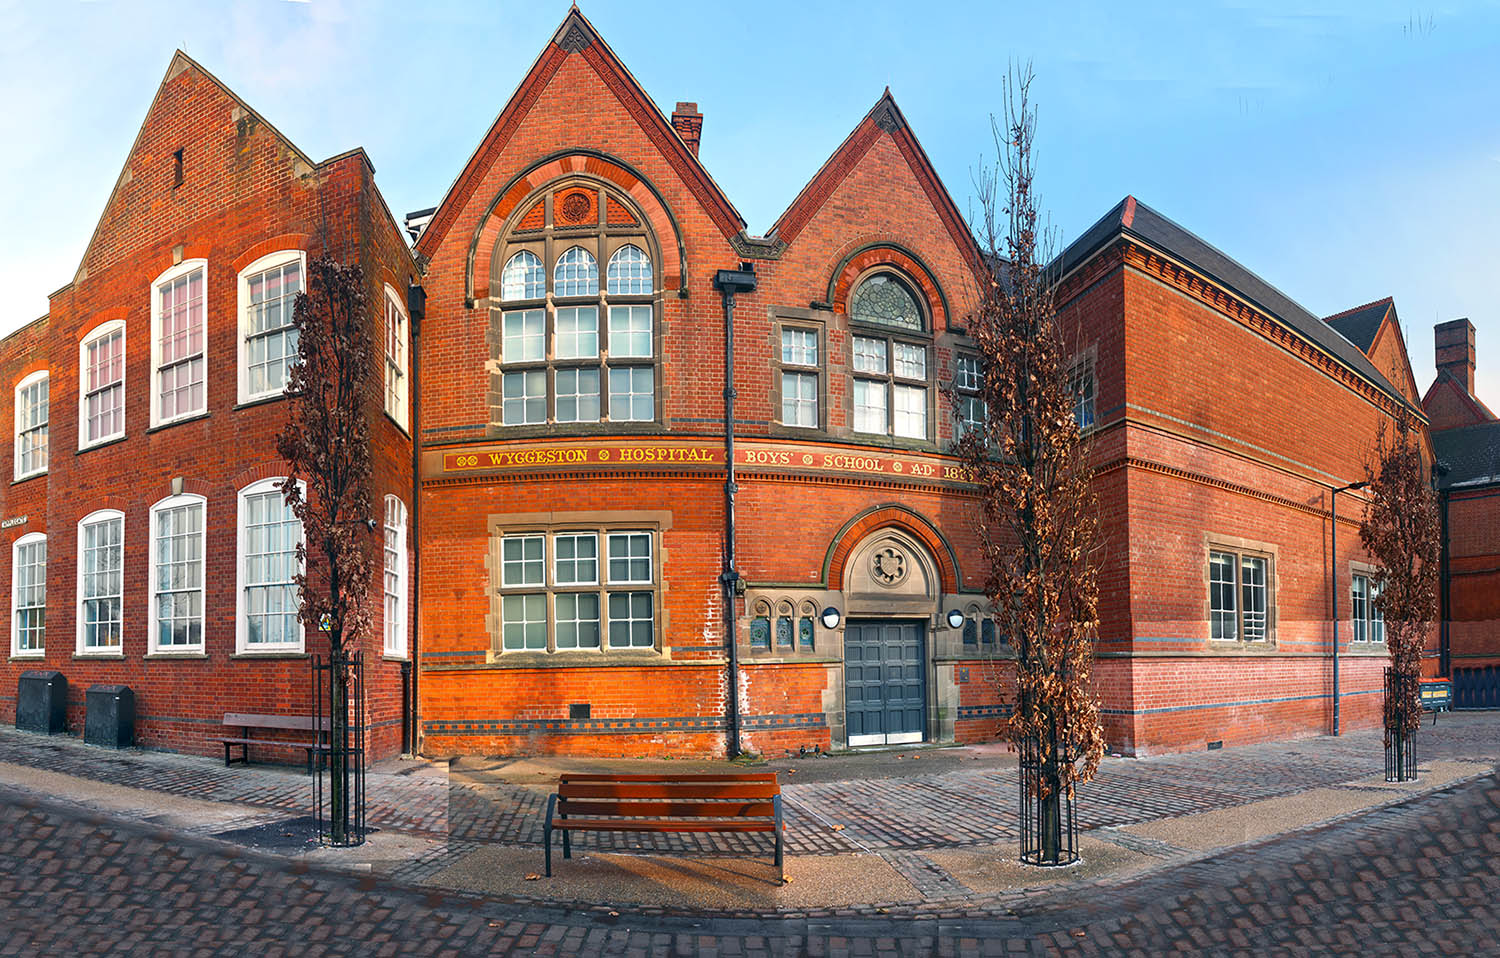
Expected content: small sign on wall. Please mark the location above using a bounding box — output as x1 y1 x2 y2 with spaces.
1 515 28 529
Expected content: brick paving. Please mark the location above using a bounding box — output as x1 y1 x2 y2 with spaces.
1 770 1497 954
2 712 1498 871
0 731 449 835
440 714 1500 860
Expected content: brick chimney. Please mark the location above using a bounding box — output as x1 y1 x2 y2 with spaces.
1435 318 1476 395
671 102 703 156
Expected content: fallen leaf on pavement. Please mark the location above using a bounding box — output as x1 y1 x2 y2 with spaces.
829 824 845 831
523 873 541 881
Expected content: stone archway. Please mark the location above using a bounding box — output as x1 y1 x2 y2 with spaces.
839 528 941 747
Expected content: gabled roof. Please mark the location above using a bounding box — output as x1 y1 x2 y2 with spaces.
69 50 317 286
1423 369 1497 424
770 91 984 276
1057 196 1419 414
414 8 745 260
1433 419 1500 490
1324 297 1393 353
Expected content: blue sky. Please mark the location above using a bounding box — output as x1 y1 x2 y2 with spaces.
3 1 1497 404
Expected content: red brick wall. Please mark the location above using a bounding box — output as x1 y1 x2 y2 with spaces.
0 56 415 760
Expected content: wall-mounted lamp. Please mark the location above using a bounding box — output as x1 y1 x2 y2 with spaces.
820 606 842 630
945 608 966 630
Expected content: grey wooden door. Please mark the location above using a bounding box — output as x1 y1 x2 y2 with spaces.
845 621 926 746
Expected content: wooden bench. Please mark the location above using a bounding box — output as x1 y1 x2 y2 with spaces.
543 772 784 880
214 713 330 774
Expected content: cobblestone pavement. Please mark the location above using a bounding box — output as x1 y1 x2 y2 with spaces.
2 771 1497 955
3 713 1497 869
0 731 449 835
442 713 1500 859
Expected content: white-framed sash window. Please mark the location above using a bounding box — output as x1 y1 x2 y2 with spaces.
80 322 125 447
77 510 124 654
384 496 408 657
150 494 206 653
236 478 305 653
14 371 49 479
384 286 409 431
238 250 305 403
151 259 208 426
11 533 46 657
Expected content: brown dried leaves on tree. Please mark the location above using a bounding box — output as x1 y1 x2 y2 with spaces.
1358 414 1440 741
953 66 1106 795
275 256 378 655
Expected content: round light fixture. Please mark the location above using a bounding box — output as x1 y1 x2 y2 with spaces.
820 606 842 630
946 608 966 630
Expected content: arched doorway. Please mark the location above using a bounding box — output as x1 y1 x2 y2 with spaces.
841 528 941 746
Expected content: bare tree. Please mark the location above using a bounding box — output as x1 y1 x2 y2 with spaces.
277 256 378 843
954 65 1105 864
1358 414 1440 780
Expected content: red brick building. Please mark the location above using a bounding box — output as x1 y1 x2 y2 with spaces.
0 53 418 759
1423 319 1500 686
5 10 1487 763
408 10 1449 759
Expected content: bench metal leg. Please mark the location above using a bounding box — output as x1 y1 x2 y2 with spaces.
543 794 556 877
773 794 785 882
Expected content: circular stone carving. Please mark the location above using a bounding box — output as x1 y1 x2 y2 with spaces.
560 192 591 224
870 545 908 587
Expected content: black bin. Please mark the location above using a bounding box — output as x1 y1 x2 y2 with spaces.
85 684 135 749
16 671 67 734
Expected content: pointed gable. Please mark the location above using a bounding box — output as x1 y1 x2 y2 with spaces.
1324 298 1392 354
771 92 984 278
72 51 318 285
415 8 745 260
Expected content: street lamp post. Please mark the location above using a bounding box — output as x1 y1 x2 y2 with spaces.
1331 479 1369 736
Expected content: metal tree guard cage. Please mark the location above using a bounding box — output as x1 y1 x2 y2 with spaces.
1384 666 1418 783
313 651 367 846
1017 731 1079 866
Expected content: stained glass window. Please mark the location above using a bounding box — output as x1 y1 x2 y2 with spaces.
850 274 922 331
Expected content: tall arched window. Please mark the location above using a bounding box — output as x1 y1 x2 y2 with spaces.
847 272 932 440
492 182 658 428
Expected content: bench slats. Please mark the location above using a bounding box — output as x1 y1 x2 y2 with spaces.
215 737 317 748
559 782 777 800
557 800 776 818
559 773 778 783
222 712 330 732
552 819 776 833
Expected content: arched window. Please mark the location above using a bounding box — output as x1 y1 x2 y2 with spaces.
79 321 125 448
848 272 931 440
14 370 49 480
236 477 306 654
76 509 124 655
501 251 544 301
150 493 206 654
384 496 408 658
11 532 46 657
553 247 599 297
606 245 652 295
492 183 659 428
850 273 923 331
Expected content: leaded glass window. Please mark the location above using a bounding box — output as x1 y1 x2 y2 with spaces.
850 274 923 331
491 185 658 428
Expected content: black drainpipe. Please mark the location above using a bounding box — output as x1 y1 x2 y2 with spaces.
1435 460 1451 677
406 280 427 756
713 265 757 759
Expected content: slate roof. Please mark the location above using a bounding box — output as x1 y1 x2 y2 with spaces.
1056 197 1417 413
1323 298 1392 353
1434 420 1500 490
